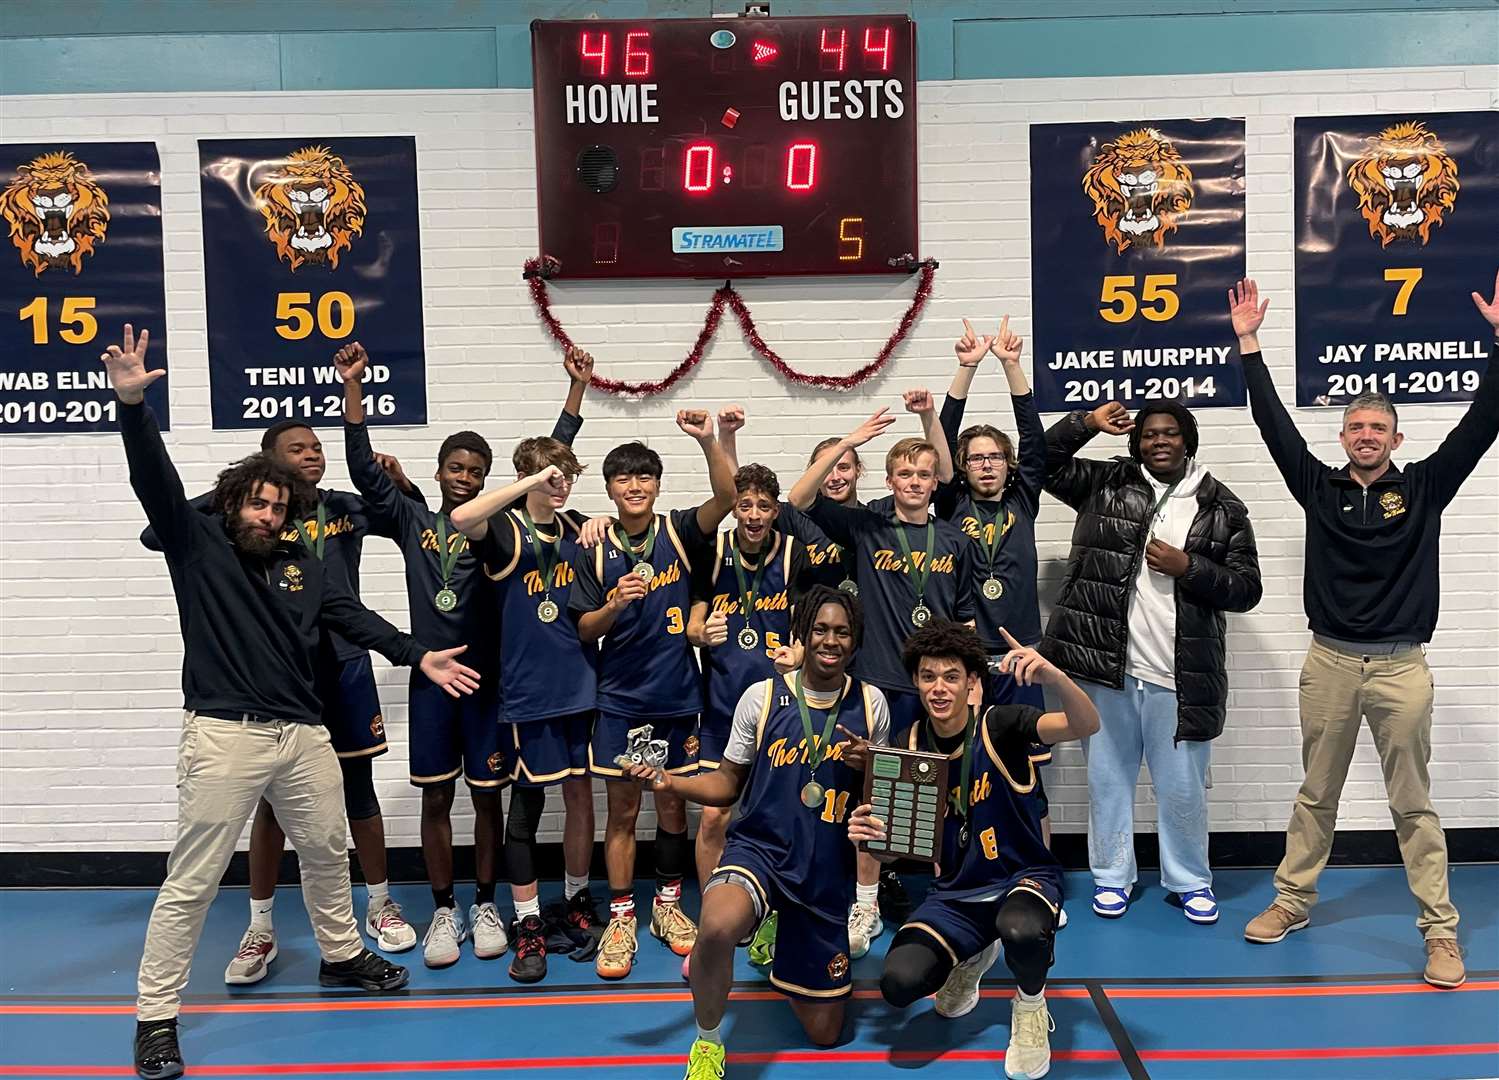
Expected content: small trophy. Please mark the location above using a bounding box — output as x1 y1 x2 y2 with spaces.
615 723 670 770
860 746 949 863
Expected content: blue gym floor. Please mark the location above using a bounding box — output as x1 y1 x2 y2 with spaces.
2 866 1496 1079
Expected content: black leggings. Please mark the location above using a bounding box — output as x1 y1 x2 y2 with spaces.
881 889 1055 1002
505 786 547 886
339 754 380 821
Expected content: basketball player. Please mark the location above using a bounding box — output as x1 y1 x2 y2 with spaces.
627 587 889 1078
338 341 589 968
570 411 737 978
449 429 604 982
852 622 1099 1080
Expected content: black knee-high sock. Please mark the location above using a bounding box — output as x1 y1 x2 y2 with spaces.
505 787 547 887
880 928 955 1008
654 827 690 901
995 890 1055 996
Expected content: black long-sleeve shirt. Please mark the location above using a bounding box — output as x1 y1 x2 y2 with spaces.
120 403 426 723
1242 349 1499 643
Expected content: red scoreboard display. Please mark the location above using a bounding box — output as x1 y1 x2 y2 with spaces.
530 16 918 279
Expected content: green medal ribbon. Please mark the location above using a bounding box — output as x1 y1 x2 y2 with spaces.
795 671 846 774
293 500 327 561
520 508 561 597
1147 479 1182 538
435 513 465 592
931 706 981 820
611 517 658 565
893 518 936 608
973 501 1010 579
728 532 768 632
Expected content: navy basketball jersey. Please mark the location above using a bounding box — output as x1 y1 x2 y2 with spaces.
484 509 597 723
906 705 1059 900
726 673 875 916
700 531 797 728
592 511 701 719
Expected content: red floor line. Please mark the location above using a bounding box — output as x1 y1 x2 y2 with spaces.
2 1044 1496 1075
1106 980 1499 999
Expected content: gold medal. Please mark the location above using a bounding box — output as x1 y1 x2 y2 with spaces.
537 598 559 623
633 562 654 583
911 603 932 628
434 588 458 612
737 626 759 651
800 780 826 809
838 578 858 595
982 577 1003 601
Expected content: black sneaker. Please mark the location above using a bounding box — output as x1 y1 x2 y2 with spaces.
318 947 410 991
566 888 604 934
134 1019 184 1080
879 869 912 926
509 914 549 983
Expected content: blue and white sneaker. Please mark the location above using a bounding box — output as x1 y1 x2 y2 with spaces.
1175 888 1219 925
1091 885 1132 918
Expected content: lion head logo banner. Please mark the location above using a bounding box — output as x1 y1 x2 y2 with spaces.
0 151 111 276
251 146 367 271
1345 121 1460 247
1080 128 1195 254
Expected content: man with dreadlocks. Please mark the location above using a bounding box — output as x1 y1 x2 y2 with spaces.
1042 396 1261 927
101 327 481 1080
625 586 888 1077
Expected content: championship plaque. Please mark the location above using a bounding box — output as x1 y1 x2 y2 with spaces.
861 745 949 862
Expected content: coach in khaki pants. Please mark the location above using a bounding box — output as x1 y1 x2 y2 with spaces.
1229 277 1499 989
101 327 482 1080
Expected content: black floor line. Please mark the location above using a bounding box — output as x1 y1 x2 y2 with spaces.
1087 981 1151 1080
10 969 1495 1005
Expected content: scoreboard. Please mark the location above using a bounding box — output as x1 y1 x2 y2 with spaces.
530 16 918 279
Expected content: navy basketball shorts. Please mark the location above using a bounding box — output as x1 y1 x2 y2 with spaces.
590 711 700 780
322 653 387 759
904 869 1063 965
407 671 505 789
507 710 593 787
709 842 852 1002
695 704 733 772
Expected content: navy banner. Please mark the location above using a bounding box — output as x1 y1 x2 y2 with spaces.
199 137 427 429
1029 118 1246 412
1293 111 1497 407
0 142 169 434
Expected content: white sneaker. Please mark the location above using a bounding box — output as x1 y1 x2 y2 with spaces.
470 902 509 959
1005 993 1054 1079
423 906 467 968
934 939 999 1018
224 927 277 984
1057 907 1068 930
847 901 884 959
365 898 418 953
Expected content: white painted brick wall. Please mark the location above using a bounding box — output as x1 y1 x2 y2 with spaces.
2 66 1496 856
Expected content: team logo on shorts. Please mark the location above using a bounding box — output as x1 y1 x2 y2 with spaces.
1346 121 1459 248
826 952 850 980
251 145 367 271
370 714 385 739
1379 490 1407 519
278 564 304 592
1081 128 1195 254
1 150 111 276
683 735 700 758
487 751 506 775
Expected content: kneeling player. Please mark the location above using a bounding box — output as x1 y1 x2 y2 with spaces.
625 587 889 1076
851 622 1098 1080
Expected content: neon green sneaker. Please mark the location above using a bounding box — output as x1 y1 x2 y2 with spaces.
685 1038 726 1080
747 911 777 967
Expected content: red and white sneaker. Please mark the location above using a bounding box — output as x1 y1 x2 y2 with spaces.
224 928 277 985
365 898 417 953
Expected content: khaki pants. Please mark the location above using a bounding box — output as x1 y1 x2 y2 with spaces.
137 713 363 1020
1272 640 1459 939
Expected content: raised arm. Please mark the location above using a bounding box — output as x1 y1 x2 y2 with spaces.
789 408 896 510
551 346 594 448
448 466 565 541
944 318 992 442
992 318 1045 508
102 326 190 558
715 404 744 471
678 407 738 536
336 342 415 530
140 491 214 553
994 629 1099 743
905 387 954 484
1421 271 1499 506
1230 279 1326 506
1043 403 1132 510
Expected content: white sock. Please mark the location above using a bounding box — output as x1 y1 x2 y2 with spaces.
564 873 589 900
516 896 542 919
855 882 878 907
1018 988 1045 1004
696 1023 722 1046
366 880 390 910
249 895 274 931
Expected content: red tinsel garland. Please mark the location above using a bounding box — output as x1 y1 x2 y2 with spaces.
524 256 937 397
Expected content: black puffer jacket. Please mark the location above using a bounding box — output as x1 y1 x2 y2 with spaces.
1040 411 1262 742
